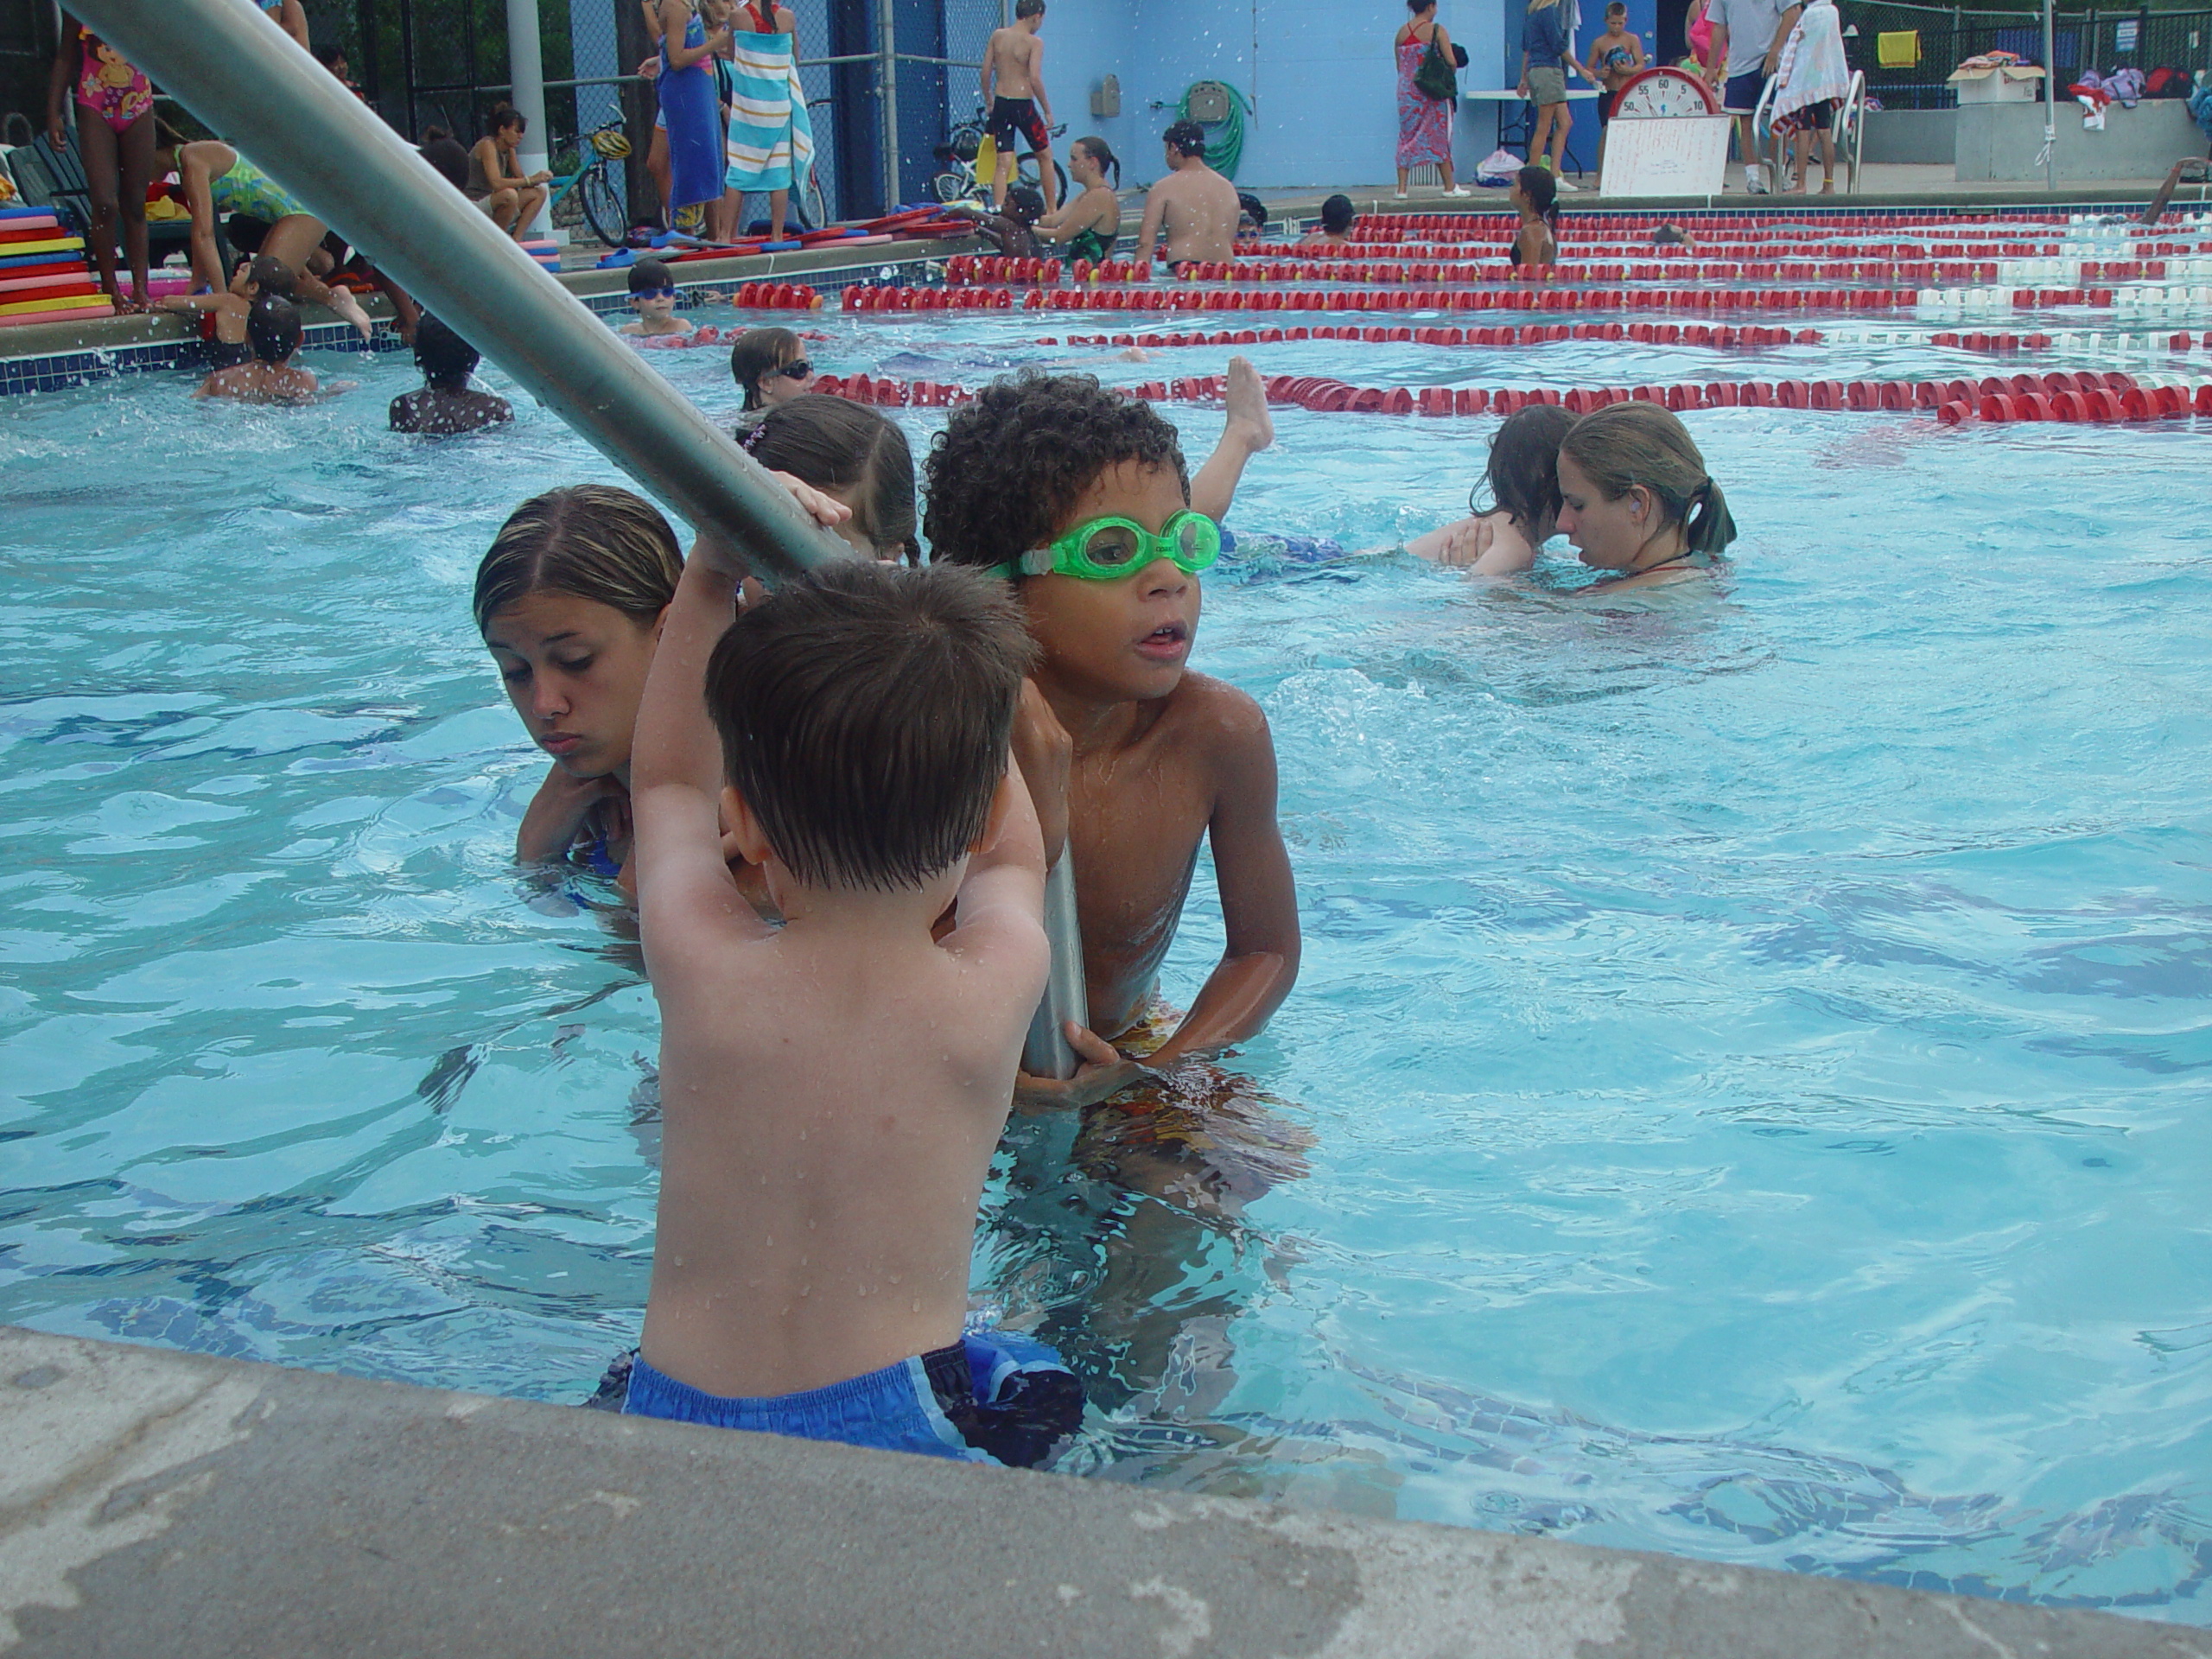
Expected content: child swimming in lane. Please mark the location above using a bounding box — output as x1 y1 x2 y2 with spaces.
194 295 322 403
620 257 702 339
922 372 1301 1111
1405 404 1573 575
1300 193 1357 251
390 315 513 435
741 393 919 563
1510 164 1559 269
1555 402 1737 588
619 550 1083 1465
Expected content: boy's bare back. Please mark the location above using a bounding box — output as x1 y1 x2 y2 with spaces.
642 854 1045 1397
985 25 1041 98
631 545 1049 1401
195 361 318 402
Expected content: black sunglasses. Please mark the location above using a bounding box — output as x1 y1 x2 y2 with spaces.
774 360 815 380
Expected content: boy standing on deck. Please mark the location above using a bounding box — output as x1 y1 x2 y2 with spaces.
922 373 1301 1113
622 550 1084 1465
980 0 1058 214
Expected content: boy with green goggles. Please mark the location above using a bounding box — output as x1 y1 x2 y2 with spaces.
922 369 1300 1130
992 509 1222 582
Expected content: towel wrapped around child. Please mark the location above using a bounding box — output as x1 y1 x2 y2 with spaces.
725 28 814 194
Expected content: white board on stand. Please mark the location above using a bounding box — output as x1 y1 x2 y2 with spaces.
1600 115 1732 196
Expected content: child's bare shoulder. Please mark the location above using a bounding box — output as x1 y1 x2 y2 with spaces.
1160 671 1274 761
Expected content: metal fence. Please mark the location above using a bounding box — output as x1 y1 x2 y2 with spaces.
307 0 1009 232
1843 0 2212 108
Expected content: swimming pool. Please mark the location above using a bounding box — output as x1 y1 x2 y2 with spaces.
3 282 2210 1621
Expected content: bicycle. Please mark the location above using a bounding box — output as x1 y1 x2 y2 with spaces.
546 122 634 249
931 108 1069 207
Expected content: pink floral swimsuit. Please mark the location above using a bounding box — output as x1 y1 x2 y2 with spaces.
74 28 155 133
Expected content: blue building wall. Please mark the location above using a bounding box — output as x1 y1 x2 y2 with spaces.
1034 0 1526 190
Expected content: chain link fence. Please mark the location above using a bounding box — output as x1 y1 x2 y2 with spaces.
1844 0 2212 108
312 0 1020 228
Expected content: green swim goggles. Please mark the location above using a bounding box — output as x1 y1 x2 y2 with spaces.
994 510 1221 582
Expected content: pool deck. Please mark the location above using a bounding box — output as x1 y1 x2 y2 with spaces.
3 1324 2202 1656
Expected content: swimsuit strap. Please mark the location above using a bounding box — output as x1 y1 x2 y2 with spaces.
1620 549 1704 579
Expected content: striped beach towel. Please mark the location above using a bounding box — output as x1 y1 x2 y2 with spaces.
725 29 812 193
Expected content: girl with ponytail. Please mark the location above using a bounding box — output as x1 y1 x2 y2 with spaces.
1554 403 1737 588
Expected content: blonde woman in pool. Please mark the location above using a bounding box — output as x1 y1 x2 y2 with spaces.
1554 403 1737 590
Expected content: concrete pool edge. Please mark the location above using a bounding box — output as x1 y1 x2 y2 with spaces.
1 1325 2201 1657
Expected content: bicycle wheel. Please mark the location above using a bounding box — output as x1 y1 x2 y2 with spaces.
793 166 829 230
577 162 628 250
931 170 976 204
1018 155 1069 207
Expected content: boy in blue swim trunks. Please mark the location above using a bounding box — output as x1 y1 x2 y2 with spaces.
622 549 1082 1465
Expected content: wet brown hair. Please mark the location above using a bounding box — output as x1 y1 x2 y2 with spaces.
1477 403 1573 533
1558 403 1738 555
745 394 919 563
704 560 1037 890
729 326 804 410
473 485 683 632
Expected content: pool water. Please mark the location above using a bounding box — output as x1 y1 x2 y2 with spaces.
3 307 2210 1622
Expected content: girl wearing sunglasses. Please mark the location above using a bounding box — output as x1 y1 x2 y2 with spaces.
728 326 817 425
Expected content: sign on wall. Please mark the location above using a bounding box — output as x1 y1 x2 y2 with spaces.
1600 114 1732 196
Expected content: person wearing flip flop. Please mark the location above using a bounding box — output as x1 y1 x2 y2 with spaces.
980 0 1058 215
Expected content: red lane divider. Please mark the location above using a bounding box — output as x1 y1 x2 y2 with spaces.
1038 321 1819 351
843 284 1936 316
942 253 2078 286
709 280 823 310
810 367 2196 426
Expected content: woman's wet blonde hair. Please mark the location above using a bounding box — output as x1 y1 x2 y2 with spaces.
473 485 683 633
1558 402 1737 556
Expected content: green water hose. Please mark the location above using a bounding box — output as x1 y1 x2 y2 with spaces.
1178 80 1252 181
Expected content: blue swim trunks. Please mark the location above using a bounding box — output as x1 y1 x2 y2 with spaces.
608 1330 1083 1468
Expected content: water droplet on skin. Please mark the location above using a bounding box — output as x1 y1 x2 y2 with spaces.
912 1299 922 1313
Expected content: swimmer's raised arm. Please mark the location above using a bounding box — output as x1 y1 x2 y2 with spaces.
631 531 766 944
944 749 1048 957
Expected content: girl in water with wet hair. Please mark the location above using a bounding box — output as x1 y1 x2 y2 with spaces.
741 394 919 563
1554 402 1737 588
476 486 684 882
728 325 817 423
1033 135 1123 266
1406 403 1574 575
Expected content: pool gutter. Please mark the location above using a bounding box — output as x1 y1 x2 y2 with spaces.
1 1325 2201 1657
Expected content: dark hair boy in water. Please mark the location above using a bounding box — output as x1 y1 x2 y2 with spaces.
195 295 321 403
391 315 513 435
924 372 1300 1108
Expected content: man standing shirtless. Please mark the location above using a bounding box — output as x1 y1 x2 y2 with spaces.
981 0 1057 213
1135 119 1239 272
